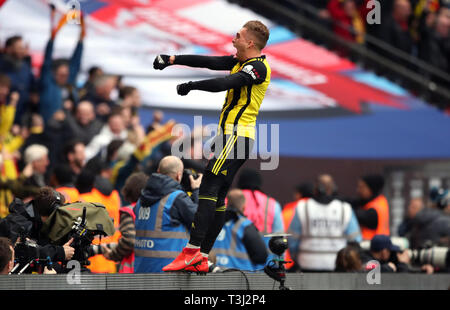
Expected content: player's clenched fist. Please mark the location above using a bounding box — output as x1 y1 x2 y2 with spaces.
177 82 193 96
153 54 172 70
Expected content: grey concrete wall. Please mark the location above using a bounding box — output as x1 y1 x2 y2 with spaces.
0 272 448 290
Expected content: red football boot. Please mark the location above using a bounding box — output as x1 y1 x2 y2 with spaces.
162 247 202 272
184 256 212 273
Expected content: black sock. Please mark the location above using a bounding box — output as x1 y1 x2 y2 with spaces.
189 198 217 246
200 208 226 254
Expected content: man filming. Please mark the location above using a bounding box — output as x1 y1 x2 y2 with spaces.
0 187 75 272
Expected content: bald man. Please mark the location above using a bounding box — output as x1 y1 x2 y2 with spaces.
63 100 103 145
211 188 268 271
288 174 362 271
133 156 203 273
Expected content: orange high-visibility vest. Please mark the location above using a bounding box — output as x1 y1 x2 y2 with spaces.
361 195 390 240
282 198 308 270
56 186 80 203
80 189 121 273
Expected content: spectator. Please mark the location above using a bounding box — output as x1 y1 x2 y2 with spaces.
23 144 50 188
397 196 423 238
38 17 85 123
335 243 363 272
85 139 124 178
78 66 104 99
62 101 103 145
353 174 390 240
19 114 52 156
360 234 411 273
361 0 395 39
377 0 415 64
133 155 202 273
327 0 366 44
147 109 165 132
85 112 127 161
101 172 149 273
0 150 19 218
418 7 450 87
62 140 86 180
237 168 285 235
399 196 450 249
119 85 141 110
0 153 40 211
288 174 362 271
120 106 145 148
0 35 35 124
211 189 268 272
0 74 19 141
111 120 176 204
410 0 441 42
19 87 40 128
0 237 14 274
82 74 118 120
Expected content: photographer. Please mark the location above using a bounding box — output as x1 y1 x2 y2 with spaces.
361 234 434 274
0 187 75 268
134 155 202 273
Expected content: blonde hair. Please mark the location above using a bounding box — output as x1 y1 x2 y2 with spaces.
243 20 270 50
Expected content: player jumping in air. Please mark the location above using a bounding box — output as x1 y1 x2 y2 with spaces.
153 20 271 273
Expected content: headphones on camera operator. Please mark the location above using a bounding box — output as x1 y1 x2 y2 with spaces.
49 189 65 214
8 190 65 274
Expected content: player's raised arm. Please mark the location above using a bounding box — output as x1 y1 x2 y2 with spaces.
176 60 267 96
153 54 237 71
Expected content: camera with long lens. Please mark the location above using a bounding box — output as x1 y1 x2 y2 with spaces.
263 233 291 290
406 246 450 270
360 237 450 271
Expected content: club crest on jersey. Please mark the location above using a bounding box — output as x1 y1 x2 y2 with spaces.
242 65 257 80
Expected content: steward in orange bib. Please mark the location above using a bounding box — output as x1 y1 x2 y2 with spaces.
51 164 80 203
281 182 313 271
353 175 390 240
101 172 149 273
76 170 121 273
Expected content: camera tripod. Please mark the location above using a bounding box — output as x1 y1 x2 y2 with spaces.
263 233 292 290
264 256 290 290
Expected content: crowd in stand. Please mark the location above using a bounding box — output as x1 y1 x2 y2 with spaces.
262 0 450 101
294 0 450 73
0 5 449 276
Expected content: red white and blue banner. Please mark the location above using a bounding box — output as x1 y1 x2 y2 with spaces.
1 0 449 159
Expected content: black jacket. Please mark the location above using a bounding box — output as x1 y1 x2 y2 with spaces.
408 208 450 249
0 198 65 262
360 250 409 273
139 173 198 229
